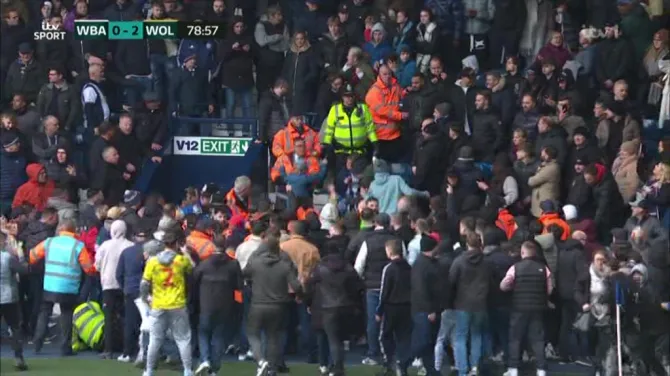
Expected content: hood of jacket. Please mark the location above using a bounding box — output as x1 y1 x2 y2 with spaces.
490 76 506 93
630 262 648 283
26 163 44 182
157 249 178 266
209 252 232 267
110 220 127 239
535 233 556 251
464 249 484 264
290 37 311 53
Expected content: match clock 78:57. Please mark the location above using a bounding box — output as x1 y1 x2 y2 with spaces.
178 22 225 39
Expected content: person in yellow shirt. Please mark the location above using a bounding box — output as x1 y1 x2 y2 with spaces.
140 230 193 376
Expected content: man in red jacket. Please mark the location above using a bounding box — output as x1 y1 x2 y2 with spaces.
12 164 54 211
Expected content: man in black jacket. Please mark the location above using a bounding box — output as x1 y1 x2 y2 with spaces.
354 213 403 365
193 235 243 376
471 90 503 163
413 119 447 196
304 245 365 376
447 231 495 376
482 227 514 361
500 241 553 376
243 236 301 376
4 43 45 104
134 92 168 153
376 238 412 376
555 238 589 364
410 236 441 376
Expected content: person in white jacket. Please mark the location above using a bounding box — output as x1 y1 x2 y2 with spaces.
95 220 134 358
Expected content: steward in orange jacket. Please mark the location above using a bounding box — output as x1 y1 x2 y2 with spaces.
272 115 321 158
186 219 216 261
539 212 570 241
226 176 252 218
495 209 519 240
365 66 405 142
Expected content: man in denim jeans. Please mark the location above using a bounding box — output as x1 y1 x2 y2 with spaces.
410 236 441 376
140 230 194 376
193 235 243 376
354 213 403 365
447 232 495 376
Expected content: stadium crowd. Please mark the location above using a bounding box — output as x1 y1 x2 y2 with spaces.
1 0 670 375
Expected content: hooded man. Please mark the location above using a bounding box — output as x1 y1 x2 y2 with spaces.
367 159 428 214
95 220 134 358
11 163 54 211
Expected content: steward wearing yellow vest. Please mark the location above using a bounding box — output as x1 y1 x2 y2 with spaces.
72 301 105 351
323 86 378 171
29 220 96 355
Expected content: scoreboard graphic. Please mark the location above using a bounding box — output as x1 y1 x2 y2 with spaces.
73 20 225 40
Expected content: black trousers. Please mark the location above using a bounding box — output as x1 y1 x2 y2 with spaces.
322 307 354 376
123 295 141 356
379 304 413 370
102 289 124 353
247 303 288 372
33 299 76 355
0 302 25 357
508 311 546 370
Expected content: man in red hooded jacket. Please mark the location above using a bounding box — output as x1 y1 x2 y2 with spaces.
12 164 55 211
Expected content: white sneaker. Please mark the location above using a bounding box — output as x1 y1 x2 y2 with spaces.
319 366 329 375
467 366 478 376
238 350 253 361
256 360 268 376
412 358 423 368
536 370 546 376
502 368 518 376
361 357 378 366
117 354 131 362
195 361 210 376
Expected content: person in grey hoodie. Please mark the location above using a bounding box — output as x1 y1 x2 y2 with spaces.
243 236 301 376
45 188 77 227
0 232 29 371
95 219 134 358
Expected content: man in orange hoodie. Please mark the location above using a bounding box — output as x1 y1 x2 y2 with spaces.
12 164 55 211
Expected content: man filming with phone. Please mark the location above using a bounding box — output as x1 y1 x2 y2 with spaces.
552 95 586 144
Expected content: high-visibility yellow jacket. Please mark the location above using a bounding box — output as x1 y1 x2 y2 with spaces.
72 301 104 351
323 103 377 153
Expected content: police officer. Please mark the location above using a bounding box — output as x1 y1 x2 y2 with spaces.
323 85 378 173
29 220 96 355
